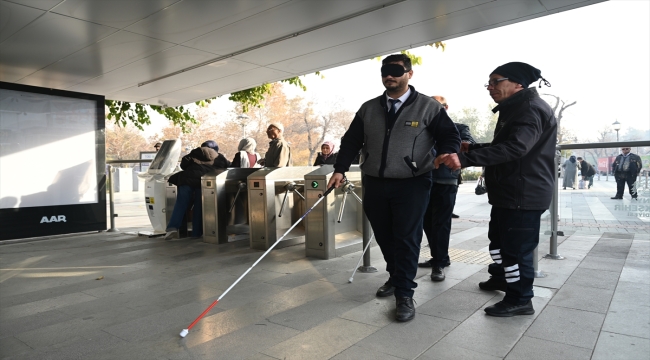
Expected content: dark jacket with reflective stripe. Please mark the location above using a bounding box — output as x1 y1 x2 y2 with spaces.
459 88 557 210
335 86 460 179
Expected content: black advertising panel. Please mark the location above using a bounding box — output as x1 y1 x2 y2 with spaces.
0 82 106 240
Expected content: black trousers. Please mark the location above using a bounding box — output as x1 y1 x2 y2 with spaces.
487 207 544 305
363 172 432 298
422 183 457 267
615 174 637 198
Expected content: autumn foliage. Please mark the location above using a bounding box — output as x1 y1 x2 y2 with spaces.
144 84 354 166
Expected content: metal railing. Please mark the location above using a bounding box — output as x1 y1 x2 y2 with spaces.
106 159 152 232
541 140 650 267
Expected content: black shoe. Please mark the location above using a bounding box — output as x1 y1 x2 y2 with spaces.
610 196 623 199
451 213 460 219
430 267 445 282
376 280 395 297
478 278 507 292
395 297 416 322
484 300 534 317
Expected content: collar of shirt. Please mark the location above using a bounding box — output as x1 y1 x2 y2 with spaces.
386 87 411 113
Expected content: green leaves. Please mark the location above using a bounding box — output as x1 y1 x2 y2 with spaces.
228 84 273 113
228 76 310 113
105 72 317 132
105 100 151 131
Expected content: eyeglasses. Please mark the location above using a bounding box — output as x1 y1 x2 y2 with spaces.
621 148 630 150
484 78 509 88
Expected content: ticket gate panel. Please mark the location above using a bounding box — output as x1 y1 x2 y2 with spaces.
248 166 316 250
305 166 364 259
202 168 260 244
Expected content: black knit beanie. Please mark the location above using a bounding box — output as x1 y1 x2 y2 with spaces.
491 62 548 88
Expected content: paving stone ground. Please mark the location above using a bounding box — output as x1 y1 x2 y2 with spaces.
1 180 648 359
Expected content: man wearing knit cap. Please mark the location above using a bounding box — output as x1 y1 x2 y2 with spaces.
258 122 292 167
438 61 557 317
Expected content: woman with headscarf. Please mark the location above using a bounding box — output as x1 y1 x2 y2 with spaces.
562 155 580 190
231 138 261 168
313 141 338 166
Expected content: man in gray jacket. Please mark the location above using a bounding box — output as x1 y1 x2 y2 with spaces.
328 54 461 322
258 122 292 167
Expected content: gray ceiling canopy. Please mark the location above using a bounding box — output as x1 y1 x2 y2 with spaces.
0 0 604 107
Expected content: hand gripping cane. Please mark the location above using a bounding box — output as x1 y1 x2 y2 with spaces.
180 185 337 338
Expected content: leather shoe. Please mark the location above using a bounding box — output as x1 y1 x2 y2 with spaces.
451 213 460 218
478 278 507 291
430 267 445 281
418 260 451 268
395 297 416 322
484 300 534 317
610 196 623 199
376 280 395 297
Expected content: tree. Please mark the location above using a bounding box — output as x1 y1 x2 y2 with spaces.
153 108 222 157
105 122 150 166
450 103 497 143
105 77 307 133
541 94 576 143
105 99 209 133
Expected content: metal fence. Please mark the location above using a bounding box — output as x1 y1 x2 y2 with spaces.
538 139 650 275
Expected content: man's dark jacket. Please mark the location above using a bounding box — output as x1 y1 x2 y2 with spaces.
168 147 230 188
581 160 596 177
459 88 557 210
313 152 338 166
611 153 642 178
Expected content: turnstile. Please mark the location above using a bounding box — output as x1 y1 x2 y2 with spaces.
248 166 316 250
304 165 366 259
202 168 260 244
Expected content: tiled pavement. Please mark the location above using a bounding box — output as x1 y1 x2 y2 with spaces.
0 180 648 359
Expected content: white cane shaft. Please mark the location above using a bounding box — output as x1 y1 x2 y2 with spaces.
218 189 331 301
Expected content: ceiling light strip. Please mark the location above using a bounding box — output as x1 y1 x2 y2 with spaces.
137 0 407 87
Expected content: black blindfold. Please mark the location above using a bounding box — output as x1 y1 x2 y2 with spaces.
381 63 406 77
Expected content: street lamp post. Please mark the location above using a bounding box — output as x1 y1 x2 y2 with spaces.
612 120 621 142
237 114 249 138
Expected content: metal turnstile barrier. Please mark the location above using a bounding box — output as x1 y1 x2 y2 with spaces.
248 166 316 250
304 166 367 259
202 168 261 244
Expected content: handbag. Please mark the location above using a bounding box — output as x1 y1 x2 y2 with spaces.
475 178 487 195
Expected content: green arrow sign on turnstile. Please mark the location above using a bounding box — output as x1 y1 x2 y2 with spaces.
311 181 319 188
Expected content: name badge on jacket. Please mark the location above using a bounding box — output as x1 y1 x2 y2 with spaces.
404 121 419 127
